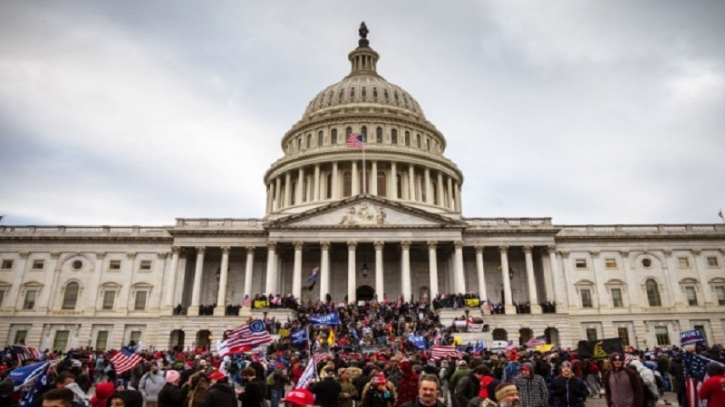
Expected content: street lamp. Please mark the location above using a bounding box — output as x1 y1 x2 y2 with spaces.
361 263 369 278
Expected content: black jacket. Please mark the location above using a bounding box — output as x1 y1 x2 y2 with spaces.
158 383 184 407
238 378 265 407
454 373 480 407
309 377 342 407
201 383 237 407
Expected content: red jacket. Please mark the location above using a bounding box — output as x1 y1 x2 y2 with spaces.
699 375 725 406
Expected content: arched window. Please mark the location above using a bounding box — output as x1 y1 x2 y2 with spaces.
646 279 662 307
373 88 378 98
404 131 410 146
326 173 333 199
350 87 355 98
291 181 298 205
62 282 79 310
338 90 344 100
361 87 367 98
331 129 338 144
416 134 421 148
297 138 302 151
343 171 352 197
391 129 398 144
361 126 367 141
318 131 323 147
346 127 352 137
307 134 312 149
376 127 383 143
377 171 386 197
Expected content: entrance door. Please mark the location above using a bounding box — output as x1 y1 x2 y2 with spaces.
356 285 375 302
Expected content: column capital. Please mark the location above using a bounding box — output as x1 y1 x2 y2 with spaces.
619 250 630 258
320 241 331 250
454 241 464 250
662 248 673 255
246 246 256 254
94 252 105 260
523 245 533 254
157 252 169 259
498 245 508 254
590 250 600 258
559 250 570 258
401 241 411 250
547 245 556 254
220 246 231 254
347 241 357 249
18 251 30 259
126 251 137 259
195 247 206 255
475 246 484 254
50 251 61 259
374 241 385 250
691 248 702 255
267 241 277 250
428 241 438 249
171 246 181 254
293 241 304 250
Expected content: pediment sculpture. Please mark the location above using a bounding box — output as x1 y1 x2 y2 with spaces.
339 203 387 226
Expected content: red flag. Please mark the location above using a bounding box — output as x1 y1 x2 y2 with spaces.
686 377 699 407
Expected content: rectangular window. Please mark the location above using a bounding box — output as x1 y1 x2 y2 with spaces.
23 290 37 310
677 257 690 268
575 259 587 269
0 289 4 307
611 288 624 308
130 331 142 344
95 331 109 351
32 260 44 270
139 260 152 271
580 289 593 308
605 258 617 269
1 260 13 269
586 328 598 341
134 291 147 310
617 327 630 347
655 326 670 345
685 286 698 306
715 286 725 306
102 291 116 310
109 260 121 270
14 330 28 344
53 330 70 351
707 256 719 267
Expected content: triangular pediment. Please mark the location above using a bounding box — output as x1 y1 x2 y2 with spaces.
266 195 466 229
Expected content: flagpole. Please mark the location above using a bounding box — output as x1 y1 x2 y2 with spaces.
362 133 366 195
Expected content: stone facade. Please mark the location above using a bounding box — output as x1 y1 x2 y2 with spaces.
1 30 724 352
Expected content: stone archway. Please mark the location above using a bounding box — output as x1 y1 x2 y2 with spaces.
492 328 508 341
356 285 375 302
545 327 560 347
169 330 185 351
196 330 212 350
519 328 533 345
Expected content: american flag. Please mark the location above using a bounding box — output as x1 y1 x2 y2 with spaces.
525 335 546 348
312 351 332 366
431 345 465 360
684 352 723 407
227 320 272 350
347 133 363 148
109 347 144 375
295 358 317 389
11 345 41 362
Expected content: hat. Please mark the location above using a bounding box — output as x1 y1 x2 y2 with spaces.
207 371 226 380
520 364 531 372
560 361 572 369
166 370 181 384
609 352 624 362
486 380 501 402
372 374 387 386
457 360 467 367
281 389 315 407
495 383 519 401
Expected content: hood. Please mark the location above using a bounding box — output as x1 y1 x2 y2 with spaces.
95 382 116 399
212 383 234 394
629 360 645 373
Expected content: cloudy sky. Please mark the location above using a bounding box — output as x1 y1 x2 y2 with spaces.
1 1 723 226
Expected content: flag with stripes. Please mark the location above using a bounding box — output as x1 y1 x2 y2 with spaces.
227 320 272 351
684 352 723 407
525 335 546 348
312 351 331 366
11 345 42 362
431 345 465 360
109 347 144 376
294 357 317 389
347 133 363 148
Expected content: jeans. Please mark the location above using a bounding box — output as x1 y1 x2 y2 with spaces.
271 388 283 407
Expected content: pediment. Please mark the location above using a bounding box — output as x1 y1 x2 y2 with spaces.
267 195 466 229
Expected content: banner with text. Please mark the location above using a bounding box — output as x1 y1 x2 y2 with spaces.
309 312 341 325
680 329 706 345
467 323 484 333
577 338 624 359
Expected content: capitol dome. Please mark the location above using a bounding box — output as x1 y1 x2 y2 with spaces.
263 24 464 218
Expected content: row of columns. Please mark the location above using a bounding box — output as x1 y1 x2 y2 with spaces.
173 243 547 315
265 160 462 213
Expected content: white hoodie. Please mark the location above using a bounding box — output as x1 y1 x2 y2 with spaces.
630 360 658 398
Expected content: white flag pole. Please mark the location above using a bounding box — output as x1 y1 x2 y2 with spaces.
362 133 366 194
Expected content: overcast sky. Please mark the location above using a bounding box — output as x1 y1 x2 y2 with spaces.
1 1 723 226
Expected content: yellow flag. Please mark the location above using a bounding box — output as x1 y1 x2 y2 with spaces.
327 329 336 346
453 336 461 346
535 344 553 353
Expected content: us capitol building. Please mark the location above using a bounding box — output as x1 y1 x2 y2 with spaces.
1 26 724 352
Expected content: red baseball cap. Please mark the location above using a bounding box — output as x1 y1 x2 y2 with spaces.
282 389 314 406
207 371 226 380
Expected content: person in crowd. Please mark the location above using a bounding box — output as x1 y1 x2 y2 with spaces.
110 390 144 407
479 380 500 407
338 368 358 407
90 382 115 407
201 372 235 407
513 363 548 407
549 361 588 407
603 353 643 407
309 367 342 407
0 377 18 407
448 360 469 407
628 360 658 407
401 374 445 407
157 371 183 407
668 353 685 407
266 363 290 407
361 374 395 407
281 389 314 407
582 358 601 398
182 371 209 407
396 360 419 407
42 389 75 407
698 361 725 407
139 362 166 407
236 368 264 407
492 383 520 407
454 366 485 407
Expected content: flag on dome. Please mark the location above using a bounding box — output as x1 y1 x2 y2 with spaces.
347 133 363 148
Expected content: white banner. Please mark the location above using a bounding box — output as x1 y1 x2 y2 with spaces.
490 340 508 350
467 323 484 332
454 321 467 328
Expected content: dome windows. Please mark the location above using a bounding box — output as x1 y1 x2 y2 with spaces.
384 89 389 100
373 88 378 98
394 91 399 102
376 127 383 143
416 134 421 148
391 129 398 144
361 126 367 139
346 127 352 137
404 131 410 146
361 87 367 99
318 131 324 147
339 90 344 101
331 129 338 144
350 87 355 98
307 134 312 149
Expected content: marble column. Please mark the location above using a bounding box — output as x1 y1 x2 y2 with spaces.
264 242 277 295
313 164 320 201
292 242 303 300
371 161 378 196
266 184 273 214
437 172 444 206
590 251 608 311
524 246 542 314
320 241 330 301
284 172 292 207
375 241 384 299
215 247 230 314
332 162 339 199
454 182 462 212
3 252 28 311
447 177 454 209
243 247 255 300
296 168 304 204
401 241 412 300
475 246 487 302
454 241 466 294
424 167 432 204
663 249 685 308
620 250 640 312
390 162 398 199
352 161 359 195
548 246 567 308
275 177 282 211
692 249 714 305
428 242 439 298
348 241 357 303
408 165 415 200
499 246 514 313
189 246 205 316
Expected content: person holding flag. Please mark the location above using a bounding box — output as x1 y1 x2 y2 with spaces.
307 266 320 291
699 361 725 406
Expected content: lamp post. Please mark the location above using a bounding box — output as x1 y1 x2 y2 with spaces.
361 263 369 278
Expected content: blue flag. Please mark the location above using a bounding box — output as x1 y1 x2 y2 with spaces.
9 361 50 407
309 312 341 325
290 329 308 345
408 335 426 350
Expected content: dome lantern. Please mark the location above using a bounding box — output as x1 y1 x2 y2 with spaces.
348 22 379 77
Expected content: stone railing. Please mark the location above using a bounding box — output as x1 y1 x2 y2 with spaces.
463 218 553 228
558 224 725 235
0 225 169 236
175 218 265 229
